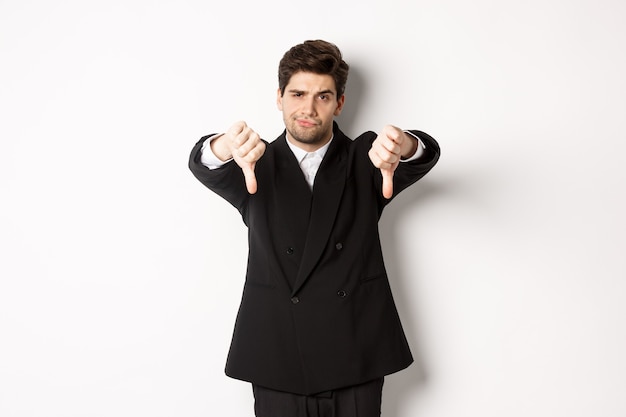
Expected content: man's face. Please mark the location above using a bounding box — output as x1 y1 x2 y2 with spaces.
277 71 345 152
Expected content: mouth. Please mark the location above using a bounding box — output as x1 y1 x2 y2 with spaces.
296 118 318 128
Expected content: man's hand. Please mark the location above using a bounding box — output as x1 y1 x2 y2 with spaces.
213 121 266 194
368 125 418 199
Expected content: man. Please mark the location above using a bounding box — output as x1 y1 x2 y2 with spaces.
189 40 440 417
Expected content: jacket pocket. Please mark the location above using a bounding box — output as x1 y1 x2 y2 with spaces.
359 272 387 283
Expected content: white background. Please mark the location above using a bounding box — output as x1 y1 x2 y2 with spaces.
1 0 625 416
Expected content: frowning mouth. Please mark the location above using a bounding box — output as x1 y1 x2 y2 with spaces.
296 119 318 128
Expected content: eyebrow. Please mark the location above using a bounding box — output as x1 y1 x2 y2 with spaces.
288 89 336 96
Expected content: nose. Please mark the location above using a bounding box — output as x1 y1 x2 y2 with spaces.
301 96 316 116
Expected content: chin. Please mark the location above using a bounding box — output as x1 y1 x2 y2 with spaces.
289 128 322 144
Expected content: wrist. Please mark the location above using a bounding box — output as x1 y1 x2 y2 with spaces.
400 133 419 159
210 134 234 162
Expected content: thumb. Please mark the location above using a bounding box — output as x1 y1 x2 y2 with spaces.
381 168 394 199
241 162 258 194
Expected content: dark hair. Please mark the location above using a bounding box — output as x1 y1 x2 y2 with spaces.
278 40 349 98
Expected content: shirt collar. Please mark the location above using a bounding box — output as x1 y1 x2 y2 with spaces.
286 134 334 164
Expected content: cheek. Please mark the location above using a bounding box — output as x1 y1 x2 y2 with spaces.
282 102 296 114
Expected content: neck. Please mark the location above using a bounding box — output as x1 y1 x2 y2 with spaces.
286 133 332 153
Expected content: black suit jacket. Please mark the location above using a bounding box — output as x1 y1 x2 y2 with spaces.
189 122 440 395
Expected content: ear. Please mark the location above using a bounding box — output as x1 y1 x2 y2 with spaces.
276 88 283 111
333 95 345 116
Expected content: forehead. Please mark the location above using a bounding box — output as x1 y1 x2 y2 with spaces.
286 71 337 93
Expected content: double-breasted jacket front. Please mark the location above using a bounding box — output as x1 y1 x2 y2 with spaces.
189 122 440 395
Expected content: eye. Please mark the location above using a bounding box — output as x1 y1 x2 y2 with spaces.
319 94 329 100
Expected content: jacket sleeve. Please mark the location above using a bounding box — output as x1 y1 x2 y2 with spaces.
188 135 250 218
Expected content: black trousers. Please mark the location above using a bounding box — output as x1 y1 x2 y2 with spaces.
252 378 384 417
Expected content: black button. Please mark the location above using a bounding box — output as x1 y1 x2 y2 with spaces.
287 247 294 255
337 290 347 298
291 296 300 304
335 243 343 250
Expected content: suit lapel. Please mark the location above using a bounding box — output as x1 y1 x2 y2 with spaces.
291 127 348 296
273 133 312 226
269 135 311 290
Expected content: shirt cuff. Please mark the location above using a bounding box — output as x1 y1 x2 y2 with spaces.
400 131 425 162
200 134 232 169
